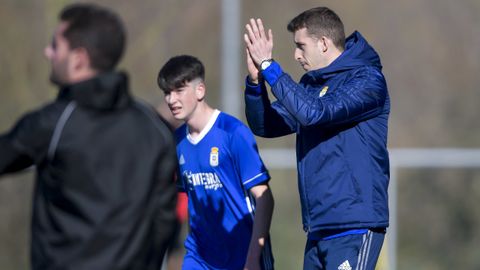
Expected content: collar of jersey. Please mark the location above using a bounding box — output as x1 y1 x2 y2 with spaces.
186 109 221 145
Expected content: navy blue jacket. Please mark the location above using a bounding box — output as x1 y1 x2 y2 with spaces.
245 31 390 233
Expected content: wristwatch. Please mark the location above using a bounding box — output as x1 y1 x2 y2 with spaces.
260 59 273 71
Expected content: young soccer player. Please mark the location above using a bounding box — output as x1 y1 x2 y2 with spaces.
157 55 274 270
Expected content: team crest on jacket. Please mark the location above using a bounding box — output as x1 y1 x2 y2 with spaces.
210 147 219 166
319 86 329 97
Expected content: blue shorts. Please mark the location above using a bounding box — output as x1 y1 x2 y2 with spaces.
303 229 385 270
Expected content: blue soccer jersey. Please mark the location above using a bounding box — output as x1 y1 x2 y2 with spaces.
176 110 273 270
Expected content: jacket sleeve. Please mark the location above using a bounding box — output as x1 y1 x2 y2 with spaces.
151 116 179 260
0 134 33 174
0 114 39 175
264 62 388 127
244 78 297 138
0 104 64 176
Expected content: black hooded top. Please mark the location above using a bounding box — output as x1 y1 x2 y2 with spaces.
0 72 178 270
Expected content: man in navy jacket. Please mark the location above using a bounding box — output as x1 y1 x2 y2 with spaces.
244 7 390 270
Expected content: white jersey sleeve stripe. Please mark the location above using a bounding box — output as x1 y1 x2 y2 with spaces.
243 171 268 186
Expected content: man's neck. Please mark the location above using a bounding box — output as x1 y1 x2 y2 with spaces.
186 104 215 138
326 48 344 67
68 69 99 85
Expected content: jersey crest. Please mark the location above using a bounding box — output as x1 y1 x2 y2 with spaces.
210 147 219 166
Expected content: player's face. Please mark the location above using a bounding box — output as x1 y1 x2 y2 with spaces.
44 22 74 86
293 28 327 72
164 79 204 122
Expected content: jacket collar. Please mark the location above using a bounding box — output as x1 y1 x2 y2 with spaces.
58 71 132 110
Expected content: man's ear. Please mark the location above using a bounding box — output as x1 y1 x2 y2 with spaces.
318 36 329 53
71 47 91 72
195 81 206 101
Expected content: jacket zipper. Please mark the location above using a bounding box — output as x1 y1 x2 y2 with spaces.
299 153 311 233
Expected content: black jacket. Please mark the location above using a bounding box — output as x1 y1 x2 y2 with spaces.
0 72 178 270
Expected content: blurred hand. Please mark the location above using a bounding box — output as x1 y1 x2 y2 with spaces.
244 18 273 66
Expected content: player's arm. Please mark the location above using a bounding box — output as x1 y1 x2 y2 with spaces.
0 134 33 175
244 19 296 138
244 183 274 270
245 79 297 138
264 63 388 128
1 103 73 176
230 124 274 269
0 114 40 176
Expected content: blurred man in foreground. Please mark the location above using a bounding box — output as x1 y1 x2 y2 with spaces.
0 3 177 269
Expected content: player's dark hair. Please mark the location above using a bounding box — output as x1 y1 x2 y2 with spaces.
60 3 126 72
287 7 345 50
157 55 205 92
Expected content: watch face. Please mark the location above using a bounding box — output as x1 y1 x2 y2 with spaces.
261 60 271 70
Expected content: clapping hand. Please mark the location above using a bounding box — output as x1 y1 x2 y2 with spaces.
244 18 273 84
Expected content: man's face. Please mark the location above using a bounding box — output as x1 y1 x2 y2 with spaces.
293 28 327 72
44 22 73 86
164 79 204 122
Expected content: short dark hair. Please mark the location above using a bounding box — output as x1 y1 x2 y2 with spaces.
287 7 345 50
60 3 126 72
157 55 205 92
